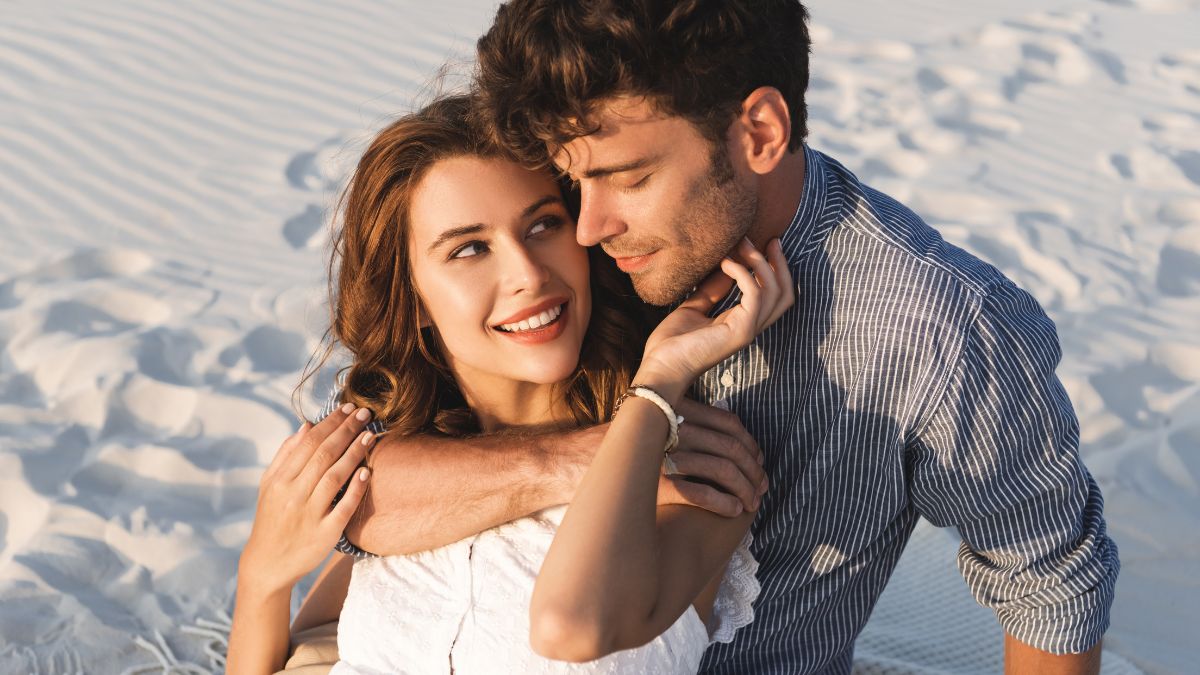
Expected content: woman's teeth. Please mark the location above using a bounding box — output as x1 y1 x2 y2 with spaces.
498 304 563 333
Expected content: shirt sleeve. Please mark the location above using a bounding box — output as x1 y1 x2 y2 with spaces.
908 280 1120 654
312 385 381 560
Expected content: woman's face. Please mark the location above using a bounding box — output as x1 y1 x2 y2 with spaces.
407 156 592 395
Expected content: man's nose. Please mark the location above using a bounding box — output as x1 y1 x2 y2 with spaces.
575 187 626 247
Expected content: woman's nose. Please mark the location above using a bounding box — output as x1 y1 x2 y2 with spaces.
503 244 551 293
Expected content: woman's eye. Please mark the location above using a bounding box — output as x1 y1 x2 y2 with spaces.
450 242 487 259
528 216 563 236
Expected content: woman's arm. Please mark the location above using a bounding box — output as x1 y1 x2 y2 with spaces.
291 553 354 634
530 398 758 661
226 407 374 675
530 239 791 662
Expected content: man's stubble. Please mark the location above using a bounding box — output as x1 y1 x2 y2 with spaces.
630 145 758 306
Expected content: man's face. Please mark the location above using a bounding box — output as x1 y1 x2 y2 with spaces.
554 97 758 306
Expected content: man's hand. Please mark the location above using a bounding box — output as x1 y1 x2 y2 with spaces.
656 398 768 517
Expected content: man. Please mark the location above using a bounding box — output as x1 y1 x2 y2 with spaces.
333 1 1118 673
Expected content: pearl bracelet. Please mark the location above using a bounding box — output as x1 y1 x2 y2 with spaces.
614 384 685 454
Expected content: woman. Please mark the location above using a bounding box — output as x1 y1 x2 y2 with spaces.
227 94 792 673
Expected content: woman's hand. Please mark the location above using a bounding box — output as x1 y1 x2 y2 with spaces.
238 404 376 596
637 238 794 401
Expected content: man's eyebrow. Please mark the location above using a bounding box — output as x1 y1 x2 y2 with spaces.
427 224 485 255
579 156 656 180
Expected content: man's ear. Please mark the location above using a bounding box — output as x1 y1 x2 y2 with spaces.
731 86 792 176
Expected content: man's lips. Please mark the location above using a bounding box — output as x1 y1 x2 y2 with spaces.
611 250 658 273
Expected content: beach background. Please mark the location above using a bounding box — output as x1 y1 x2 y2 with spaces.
0 0 1197 673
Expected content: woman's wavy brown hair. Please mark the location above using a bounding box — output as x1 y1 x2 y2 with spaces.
297 94 644 436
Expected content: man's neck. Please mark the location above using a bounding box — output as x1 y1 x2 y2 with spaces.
748 148 806 250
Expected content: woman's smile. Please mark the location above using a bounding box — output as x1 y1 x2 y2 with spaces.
494 300 570 345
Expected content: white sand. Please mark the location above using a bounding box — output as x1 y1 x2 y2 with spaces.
0 1 1196 673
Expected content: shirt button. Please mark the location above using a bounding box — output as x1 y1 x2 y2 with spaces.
720 370 735 388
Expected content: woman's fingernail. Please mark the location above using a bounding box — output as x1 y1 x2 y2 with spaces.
355 408 372 422
358 467 370 482
361 432 374 446
341 402 355 414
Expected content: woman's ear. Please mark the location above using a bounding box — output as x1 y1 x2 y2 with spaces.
731 86 792 176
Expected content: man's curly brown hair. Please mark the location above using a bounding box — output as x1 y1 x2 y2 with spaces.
475 0 812 168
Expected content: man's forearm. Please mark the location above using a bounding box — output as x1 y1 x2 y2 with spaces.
1005 633 1101 675
345 427 599 556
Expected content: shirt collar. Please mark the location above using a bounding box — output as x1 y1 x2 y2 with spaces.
709 145 833 315
779 144 833 261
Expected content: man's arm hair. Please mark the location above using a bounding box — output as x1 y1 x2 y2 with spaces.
1005 633 1102 675
346 426 600 556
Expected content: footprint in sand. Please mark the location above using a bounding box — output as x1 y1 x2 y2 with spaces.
1157 224 1200 296
240 324 309 374
1089 361 1184 428
0 249 154 309
1003 37 1092 100
1155 49 1200 96
285 137 352 193
1132 110 1200 188
42 301 140 338
1098 0 1200 12
282 203 327 250
1165 423 1200 493
859 148 930 183
135 327 204 386
41 288 171 338
1102 146 1198 188
970 11 1135 102
1157 196 1200 227
1168 150 1200 186
1143 112 1200 154
967 228 1083 309
1151 341 1200 383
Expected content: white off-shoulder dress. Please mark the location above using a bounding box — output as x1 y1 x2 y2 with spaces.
329 504 759 674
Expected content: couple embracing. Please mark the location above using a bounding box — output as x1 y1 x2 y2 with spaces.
228 1 1119 674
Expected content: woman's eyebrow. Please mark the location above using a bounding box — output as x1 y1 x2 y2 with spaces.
522 195 563 217
427 196 563 255
427 223 485 255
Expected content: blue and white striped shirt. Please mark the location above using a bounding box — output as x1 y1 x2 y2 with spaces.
324 146 1119 674
693 146 1118 674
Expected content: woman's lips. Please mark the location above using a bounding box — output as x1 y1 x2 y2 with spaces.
492 296 568 327
494 302 569 345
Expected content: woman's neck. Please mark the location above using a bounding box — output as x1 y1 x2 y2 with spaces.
450 371 573 433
